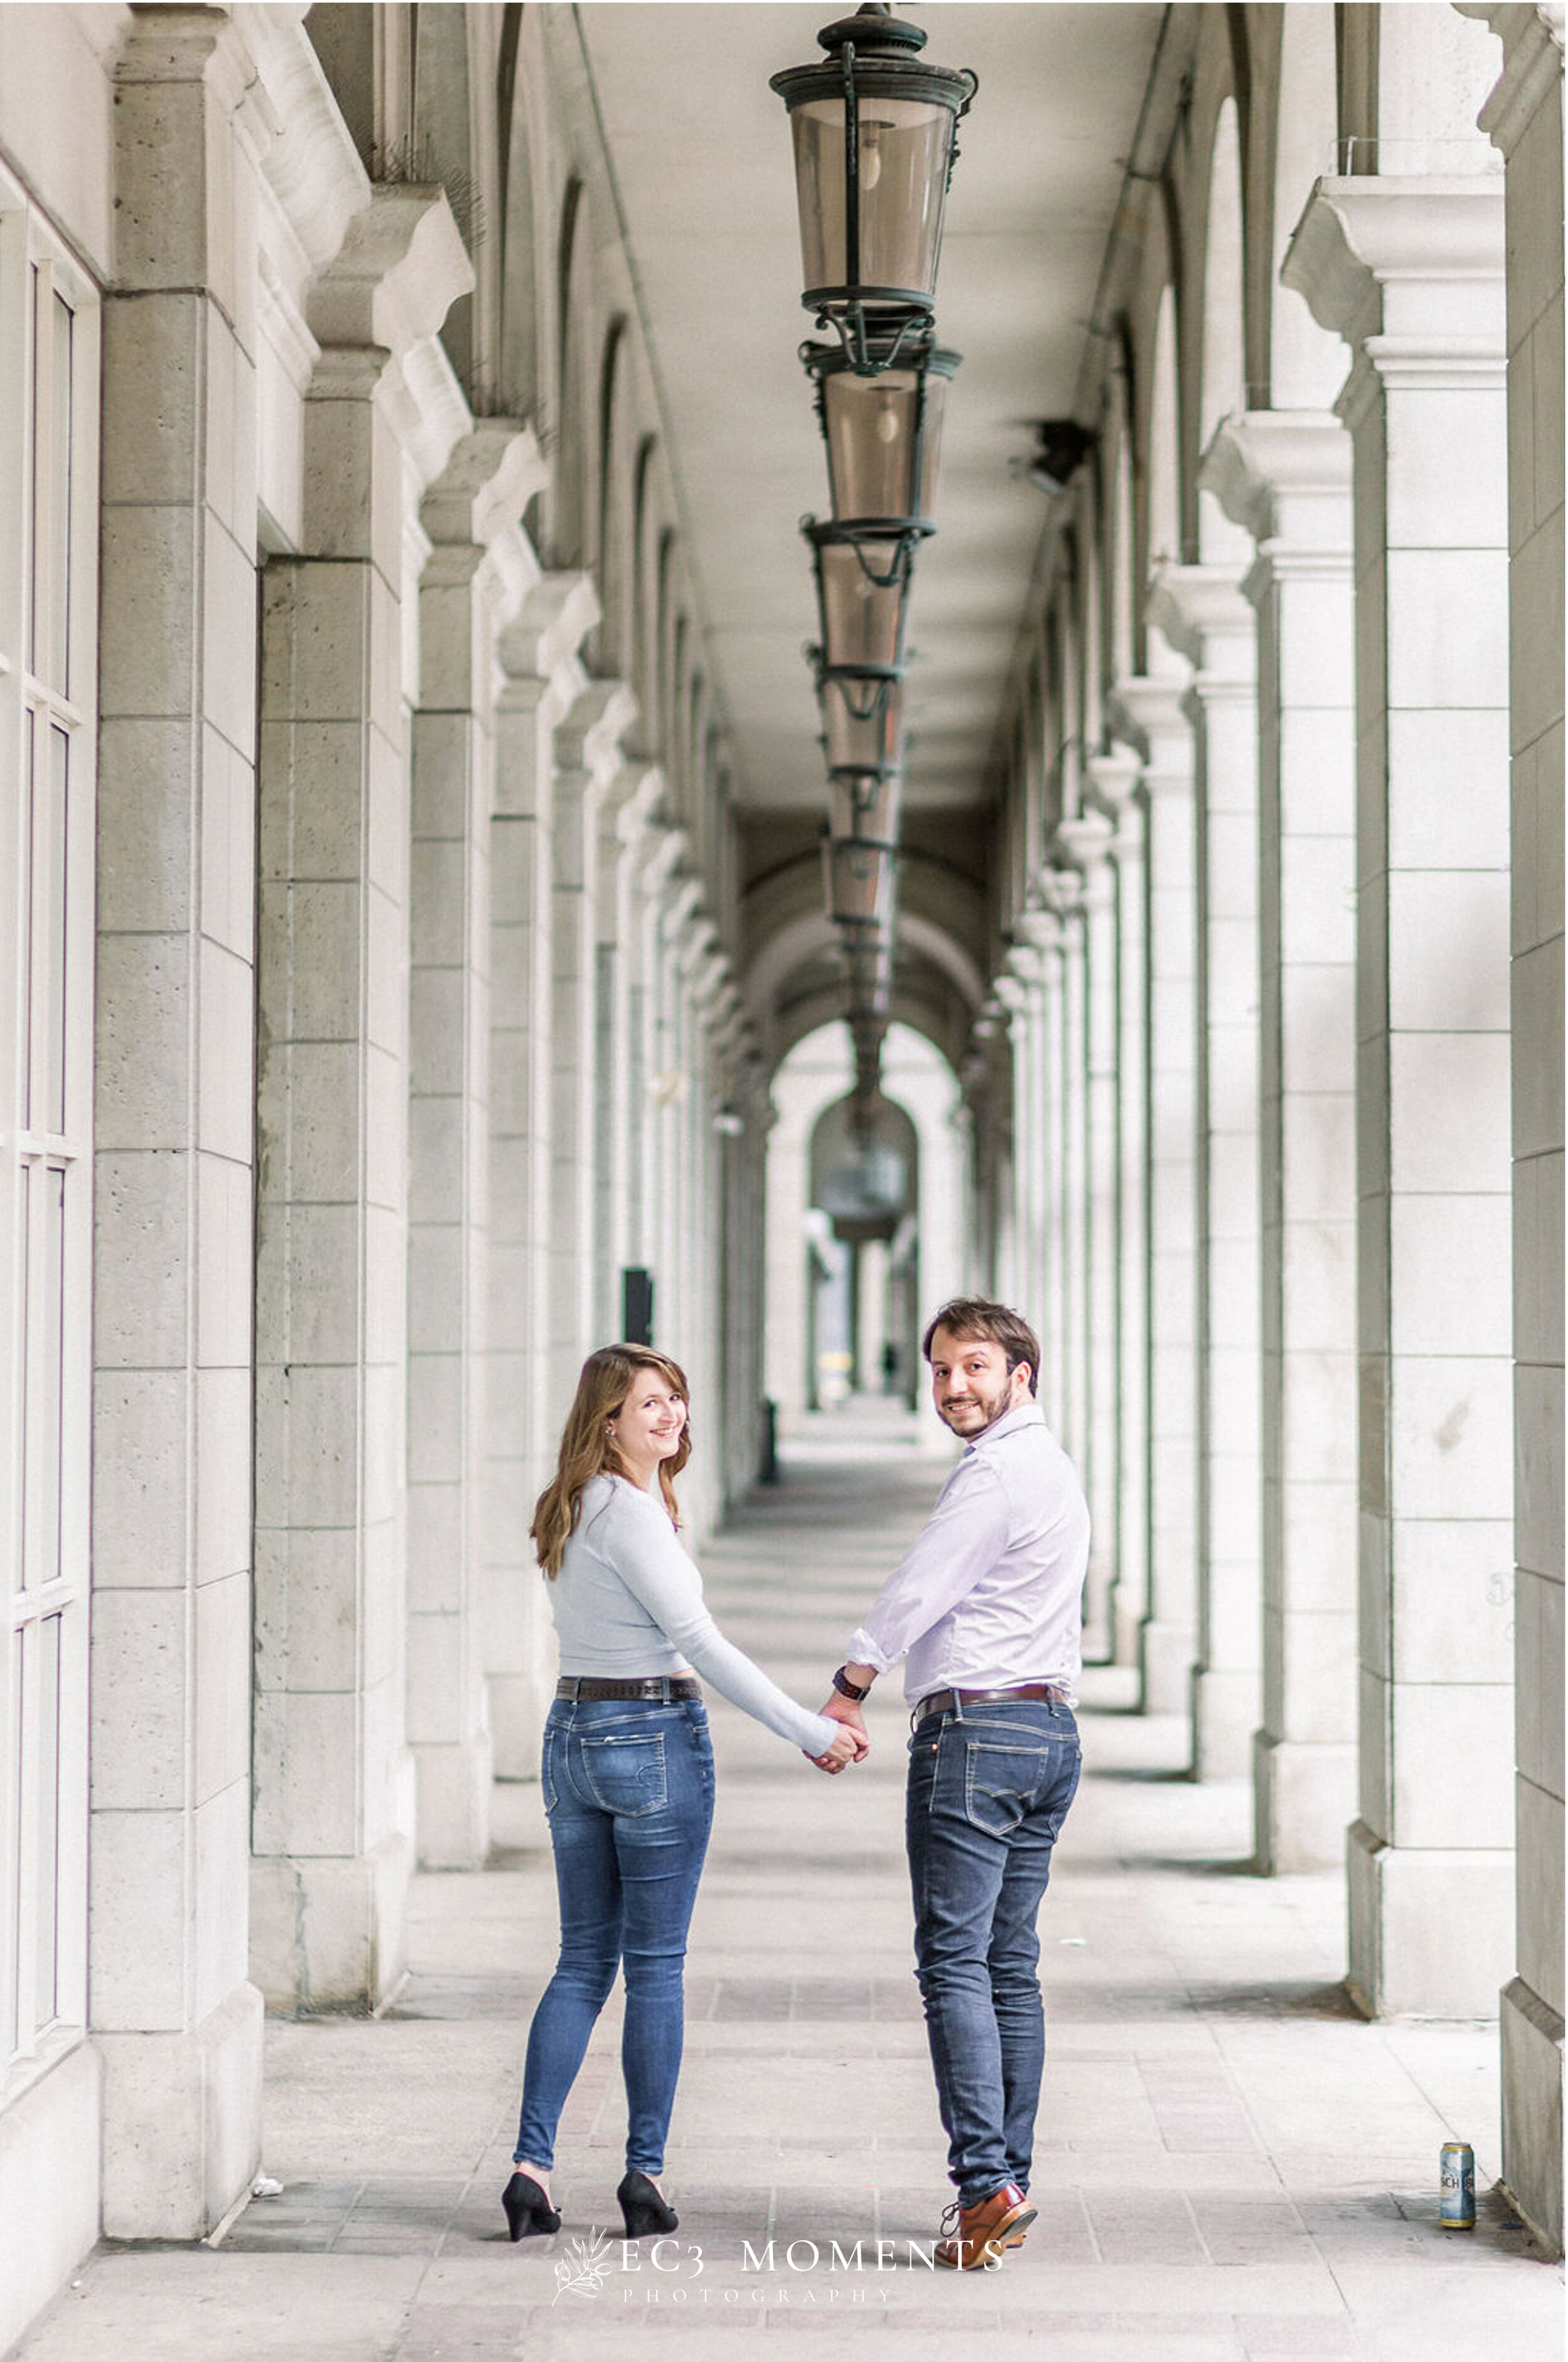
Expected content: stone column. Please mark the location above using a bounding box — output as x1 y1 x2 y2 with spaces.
484 573 596 1774
1056 814 1119 1663
1204 411 1359 1872
547 684 634 1414
1459 0 1565 2252
91 6 267 2233
1086 746 1149 1670
1113 671 1199 1713
593 760 663 1343
1286 177 1515 2014
1147 568 1263 1781
252 184 472 2010
406 425 541 1867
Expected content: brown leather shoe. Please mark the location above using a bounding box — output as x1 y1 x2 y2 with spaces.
935 2181 1037 2270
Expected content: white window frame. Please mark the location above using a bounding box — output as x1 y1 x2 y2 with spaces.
0 166 97 2102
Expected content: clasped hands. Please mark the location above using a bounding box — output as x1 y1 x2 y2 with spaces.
805 1684 872 1775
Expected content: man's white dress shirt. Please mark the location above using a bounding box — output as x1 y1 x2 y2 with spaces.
845 1402 1089 1705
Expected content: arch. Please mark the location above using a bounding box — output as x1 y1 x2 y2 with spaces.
1269 5 1348 408
630 433 659 738
551 176 590 566
497 3 540 417
1106 334 1138 692
1145 281 1181 585
594 315 632 678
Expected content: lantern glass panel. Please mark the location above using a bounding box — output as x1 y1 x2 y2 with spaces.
823 837 895 928
790 95 953 301
829 770 901 840
824 361 950 522
822 675 903 773
817 541 908 672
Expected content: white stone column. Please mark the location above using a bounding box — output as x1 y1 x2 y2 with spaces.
1086 746 1149 1670
485 574 595 1775
252 184 472 2010
593 761 663 1343
1114 671 1199 1713
406 425 541 1867
91 5 267 2233
1147 568 1263 1781
1056 815 1119 1664
548 684 634 1414
1286 177 1515 2015
1460 0 1565 2252
1204 411 1359 1872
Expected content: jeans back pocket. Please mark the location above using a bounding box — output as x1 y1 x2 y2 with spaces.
580 1732 669 1817
963 1739 1046 1836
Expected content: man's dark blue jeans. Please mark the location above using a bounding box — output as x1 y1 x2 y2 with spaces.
905 1694 1082 2205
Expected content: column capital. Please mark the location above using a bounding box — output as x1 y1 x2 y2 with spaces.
307 183 474 366
421 421 548 559
1282 176 1507 357
992 972 1032 1016
1109 672 1191 771
499 569 599 683
1200 410 1353 549
1456 3 1565 155
602 761 666 849
1146 563 1256 679
1084 742 1143 819
640 823 688 898
557 679 637 781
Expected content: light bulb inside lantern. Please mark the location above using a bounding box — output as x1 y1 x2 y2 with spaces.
860 119 891 191
876 399 899 445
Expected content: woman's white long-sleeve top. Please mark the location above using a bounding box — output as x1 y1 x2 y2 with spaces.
547 1473 837 1756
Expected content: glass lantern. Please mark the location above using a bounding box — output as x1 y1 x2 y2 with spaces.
829 768 901 842
817 667 904 775
822 831 896 929
807 524 914 674
771 5 977 371
804 338 959 528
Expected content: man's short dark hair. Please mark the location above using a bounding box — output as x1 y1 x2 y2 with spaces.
921 1298 1041 1397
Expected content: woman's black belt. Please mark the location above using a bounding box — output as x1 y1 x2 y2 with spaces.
556 1676 701 1702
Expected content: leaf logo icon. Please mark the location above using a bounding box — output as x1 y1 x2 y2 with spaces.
552 2224 613 2302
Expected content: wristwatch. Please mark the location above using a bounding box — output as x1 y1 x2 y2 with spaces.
831 1665 869 1702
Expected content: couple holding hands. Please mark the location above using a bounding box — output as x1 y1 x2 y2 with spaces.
503 1296 1089 2275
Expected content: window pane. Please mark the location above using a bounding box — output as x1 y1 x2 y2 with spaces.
40 1169 65 1591
26 261 40 678
15 1171 31 1597
50 292 72 697
7 1631 23 2060
21 707 34 1133
31 1614 61 2033
46 728 68 1135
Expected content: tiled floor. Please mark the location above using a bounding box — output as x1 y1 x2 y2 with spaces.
12 1426 1561 2359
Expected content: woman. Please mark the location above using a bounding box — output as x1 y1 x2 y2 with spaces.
503 1344 856 2243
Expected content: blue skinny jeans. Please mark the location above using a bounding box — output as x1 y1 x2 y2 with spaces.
906 1694 1082 2205
514 1694 714 2177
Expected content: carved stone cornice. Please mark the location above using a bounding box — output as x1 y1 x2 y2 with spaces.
1109 674 1193 780
306 184 474 363
1282 177 1507 360
1084 743 1143 822
1145 563 1255 681
1199 411 1352 551
499 571 599 686
1456 3 1565 155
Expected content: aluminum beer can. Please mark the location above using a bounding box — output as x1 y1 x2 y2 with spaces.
1439 2140 1476 2230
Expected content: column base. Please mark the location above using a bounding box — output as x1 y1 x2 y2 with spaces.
250 1831 413 2013
413 1730 495 1870
1346 1819 1514 2017
98 1980 263 2240
1252 1731 1356 1872
1500 1973 1564 2255
1140 1618 1196 1713
0 2040 100 2354
1189 1665 1259 1780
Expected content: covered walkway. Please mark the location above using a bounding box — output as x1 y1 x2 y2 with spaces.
14 1424 1557 2362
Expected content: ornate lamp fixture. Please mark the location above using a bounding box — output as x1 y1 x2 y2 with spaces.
803 337 959 529
817 665 904 776
805 522 913 674
829 768 901 843
822 831 897 929
770 4 977 373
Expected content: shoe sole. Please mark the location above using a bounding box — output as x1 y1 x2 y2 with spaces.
936 2202 1037 2269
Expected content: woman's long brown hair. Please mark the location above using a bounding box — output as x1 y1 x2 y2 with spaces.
531 1343 692 1577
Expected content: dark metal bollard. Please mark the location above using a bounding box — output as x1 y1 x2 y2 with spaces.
759 1398 781 1485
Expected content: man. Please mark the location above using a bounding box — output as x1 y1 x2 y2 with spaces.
817 1297 1088 2272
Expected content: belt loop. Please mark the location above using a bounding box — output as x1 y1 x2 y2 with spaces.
952 1691 965 1722
659 1676 672 1702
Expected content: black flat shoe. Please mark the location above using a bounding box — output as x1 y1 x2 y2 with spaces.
617 2169 678 2236
502 2169 561 2241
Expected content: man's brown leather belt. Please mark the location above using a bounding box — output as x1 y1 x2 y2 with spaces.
556 1676 701 1702
913 1683 1071 1724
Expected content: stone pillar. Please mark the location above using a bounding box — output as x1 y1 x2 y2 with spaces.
485 573 596 1775
546 684 633 1417
1286 177 1515 2015
1114 670 1199 1713
91 6 267 2233
1204 411 1359 1872
1086 746 1149 1670
1056 815 1119 1663
1460 0 1565 2252
406 425 541 1867
593 760 663 1343
1148 568 1263 1781
252 184 472 2010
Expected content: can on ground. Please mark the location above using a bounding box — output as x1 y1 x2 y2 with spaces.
1440 2139 1476 2230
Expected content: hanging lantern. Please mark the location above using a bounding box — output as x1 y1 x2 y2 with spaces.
822 830 896 928
803 338 959 529
806 521 914 674
770 4 977 373
829 768 901 842
816 665 904 776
